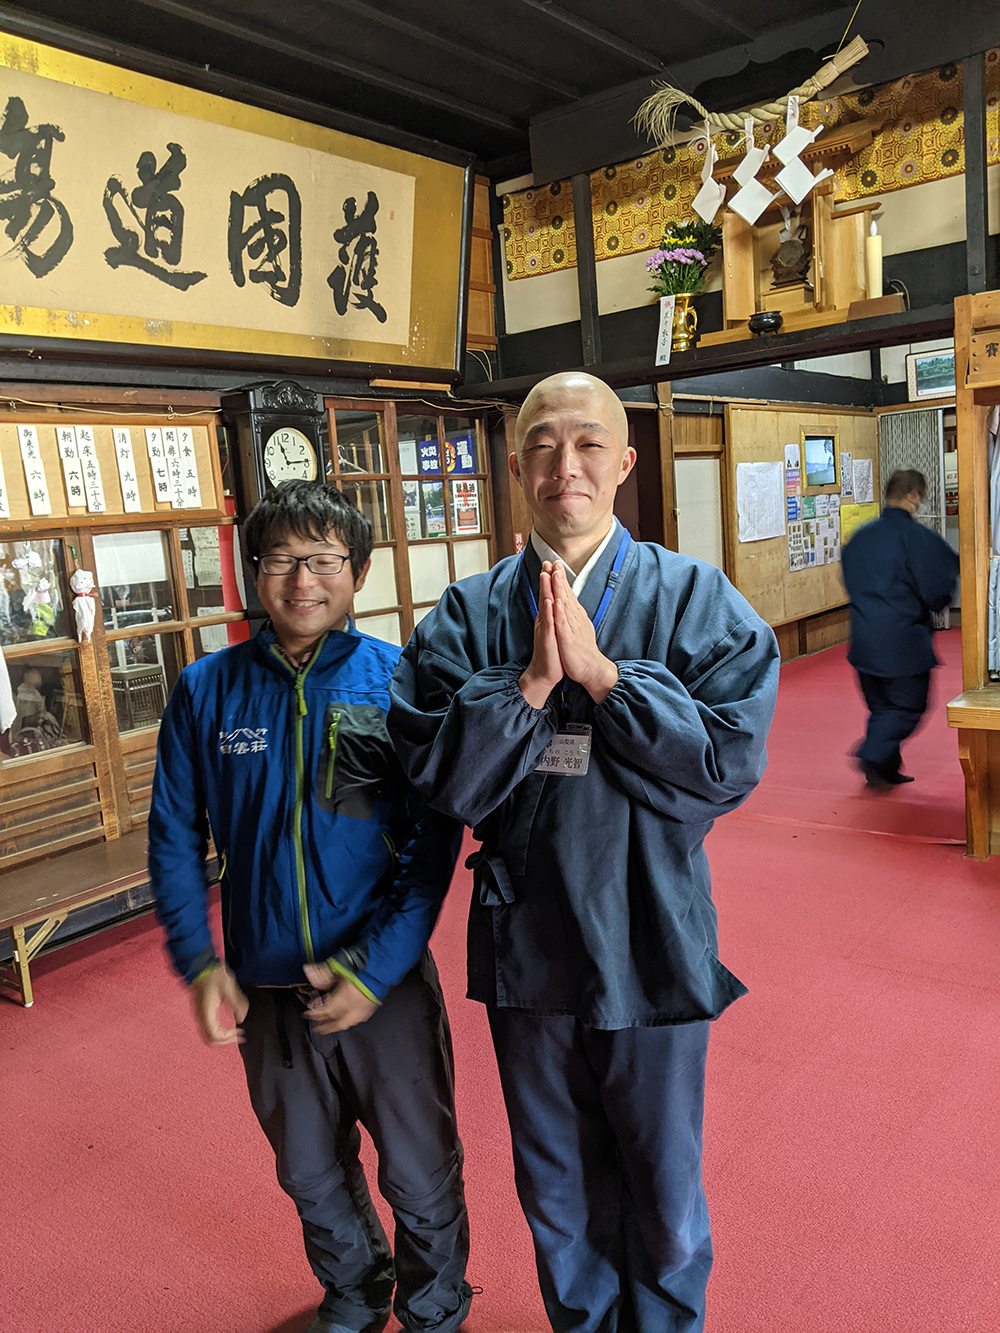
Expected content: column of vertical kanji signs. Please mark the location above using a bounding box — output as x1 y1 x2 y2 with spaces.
74 425 107 513
56 424 86 509
145 427 172 504
176 426 202 507
112 428 143 513
16 425 52 515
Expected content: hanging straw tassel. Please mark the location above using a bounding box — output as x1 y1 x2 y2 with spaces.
634 36 870 145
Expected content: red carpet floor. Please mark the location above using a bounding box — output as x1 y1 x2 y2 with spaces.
4 630 1000 1332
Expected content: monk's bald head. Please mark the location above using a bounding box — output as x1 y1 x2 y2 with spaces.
514 372 629 456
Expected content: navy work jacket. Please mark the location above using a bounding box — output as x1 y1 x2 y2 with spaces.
840 506 959 678
389 522 780 1030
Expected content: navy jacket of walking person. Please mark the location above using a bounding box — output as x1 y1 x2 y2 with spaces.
388 371 780 1333
841 467 959 789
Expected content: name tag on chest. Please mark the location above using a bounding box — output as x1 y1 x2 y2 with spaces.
535 723 592 776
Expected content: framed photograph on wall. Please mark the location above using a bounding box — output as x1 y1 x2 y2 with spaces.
906 350 956 400
802 432 839 491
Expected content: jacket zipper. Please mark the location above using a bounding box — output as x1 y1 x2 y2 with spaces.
325 710 341 800
269 637 326 965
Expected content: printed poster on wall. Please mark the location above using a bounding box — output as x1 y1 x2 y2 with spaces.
0 34 468 372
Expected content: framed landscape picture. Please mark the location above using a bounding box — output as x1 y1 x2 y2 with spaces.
802 433 839 491
906 350 956 400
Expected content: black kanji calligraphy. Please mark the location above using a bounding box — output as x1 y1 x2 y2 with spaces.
327 190 386 323
104 143 206 290
0 96 74 277
229 173 302 307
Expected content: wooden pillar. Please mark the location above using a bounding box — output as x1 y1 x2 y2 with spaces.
963 53 995 296
488 408 532 558
571 172 601 365
655 383 678 551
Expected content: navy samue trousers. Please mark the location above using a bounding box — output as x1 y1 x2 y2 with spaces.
856 670 931 779
489 1008 712 1333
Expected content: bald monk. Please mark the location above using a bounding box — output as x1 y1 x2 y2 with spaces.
389 372 779 1332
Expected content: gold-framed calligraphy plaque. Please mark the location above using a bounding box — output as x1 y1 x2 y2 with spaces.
0 33 470 375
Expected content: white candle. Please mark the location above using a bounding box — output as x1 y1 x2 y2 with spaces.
866 220 883 301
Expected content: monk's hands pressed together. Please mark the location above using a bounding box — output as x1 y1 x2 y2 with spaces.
519 562 564 709
303 962 379 1035
190 964 249 1047
519 560 618 708
550 561 618 704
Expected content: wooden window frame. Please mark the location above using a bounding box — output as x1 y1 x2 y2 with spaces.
326 398 495 642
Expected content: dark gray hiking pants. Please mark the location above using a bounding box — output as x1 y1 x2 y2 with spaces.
239 952 470 1332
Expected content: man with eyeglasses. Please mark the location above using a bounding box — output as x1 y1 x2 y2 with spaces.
149 480 472 1333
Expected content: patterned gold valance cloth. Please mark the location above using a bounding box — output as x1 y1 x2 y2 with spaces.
503 54 1000 281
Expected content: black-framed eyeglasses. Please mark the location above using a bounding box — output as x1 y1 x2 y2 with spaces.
255 553 352 576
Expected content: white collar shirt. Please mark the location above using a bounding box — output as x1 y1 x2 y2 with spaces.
529 522 617 599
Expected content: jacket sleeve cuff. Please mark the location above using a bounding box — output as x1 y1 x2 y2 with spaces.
185 947 222 985
324 953 383 1005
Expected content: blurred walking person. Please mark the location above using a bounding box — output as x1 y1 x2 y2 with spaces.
841 468 959 789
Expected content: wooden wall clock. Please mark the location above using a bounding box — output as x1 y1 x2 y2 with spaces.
220 381 331 519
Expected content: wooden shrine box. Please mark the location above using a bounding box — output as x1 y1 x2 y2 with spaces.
701 120 904 348
948 292 1000 858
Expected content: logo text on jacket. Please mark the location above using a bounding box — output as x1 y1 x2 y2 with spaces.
219 727 268 755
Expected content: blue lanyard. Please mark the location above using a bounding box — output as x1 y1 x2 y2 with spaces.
519 529 631 636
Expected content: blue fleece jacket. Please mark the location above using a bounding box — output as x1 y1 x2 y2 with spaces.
148 622 463 997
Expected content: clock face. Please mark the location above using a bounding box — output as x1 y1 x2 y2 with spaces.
263 427 318 486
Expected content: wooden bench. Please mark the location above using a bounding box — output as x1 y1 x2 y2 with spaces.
947 689 1000 860
0 830 151 1007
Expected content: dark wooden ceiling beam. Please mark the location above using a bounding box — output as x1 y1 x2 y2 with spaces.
453 304 956 399
0 2 475 165
515 0 665 72
671 0 758 41
322 0 580 100
131 0 523 133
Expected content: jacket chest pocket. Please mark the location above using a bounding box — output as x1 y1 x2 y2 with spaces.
316 702 395 821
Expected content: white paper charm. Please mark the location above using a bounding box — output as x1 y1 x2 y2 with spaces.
692 140 726 224
17 425 51 516
733 119 770 185
729 118 775 224
775 156 833 206
729 176 776 225
773 102 833 204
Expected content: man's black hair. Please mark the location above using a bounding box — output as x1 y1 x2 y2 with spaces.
242 480 374 578
885 468 927 503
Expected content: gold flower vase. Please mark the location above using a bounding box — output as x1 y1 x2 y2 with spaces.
671 293 698 352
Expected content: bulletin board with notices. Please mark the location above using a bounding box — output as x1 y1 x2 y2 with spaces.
0 414 224 528
727 404 879 626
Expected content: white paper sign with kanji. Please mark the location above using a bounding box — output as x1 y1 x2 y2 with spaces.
74 425 107 513
56 423 86 509
113 427 143 513
176 427 202 508
145 427 172 504
17 425 51 515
